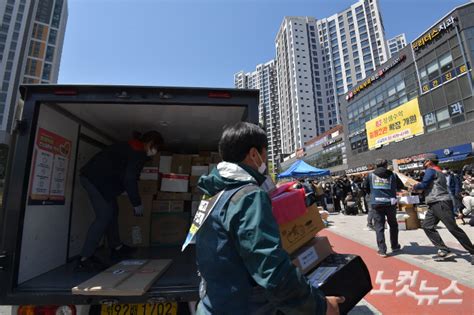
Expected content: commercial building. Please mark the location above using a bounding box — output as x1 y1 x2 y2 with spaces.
275 0 388 155
280 125 347 175
234 60 281 170
0 0 68 143
341 2 474 170
387 33 407 58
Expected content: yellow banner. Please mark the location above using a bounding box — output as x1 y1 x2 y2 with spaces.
366 98 424 150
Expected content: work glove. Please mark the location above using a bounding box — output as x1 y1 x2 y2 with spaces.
133 205 144 217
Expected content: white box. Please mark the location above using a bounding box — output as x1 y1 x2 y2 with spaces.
161 173 189 193
159 156 172 173
398 196 420 205
140 167 159 181
191 165 209 176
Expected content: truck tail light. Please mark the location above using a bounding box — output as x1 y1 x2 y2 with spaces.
18 305 76 315
208 92 231 98
53 89 78 96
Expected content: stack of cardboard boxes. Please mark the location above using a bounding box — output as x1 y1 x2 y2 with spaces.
397 194 421 230
272 191 372 313
118 152 221 248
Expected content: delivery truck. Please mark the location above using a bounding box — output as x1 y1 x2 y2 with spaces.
0 84 259 313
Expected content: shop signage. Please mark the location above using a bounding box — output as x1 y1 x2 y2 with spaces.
346 54 406 101
412 16 457 52
366 98 424 150
322 137 342 148
395 143 472 169
448 102 464 116
296 148 306 158
421 63 471 94
346 165 374 175
348 129 365 139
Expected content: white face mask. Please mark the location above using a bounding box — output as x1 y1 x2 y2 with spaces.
147 147 157 157
252 151 267 175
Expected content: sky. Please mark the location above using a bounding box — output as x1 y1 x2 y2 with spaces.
58 0 469 88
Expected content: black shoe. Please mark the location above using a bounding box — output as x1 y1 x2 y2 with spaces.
75 256 108 272
392 245 402 253
111 244 137 261
366 224 375 231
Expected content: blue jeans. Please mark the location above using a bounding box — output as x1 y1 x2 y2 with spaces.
80 176 121 258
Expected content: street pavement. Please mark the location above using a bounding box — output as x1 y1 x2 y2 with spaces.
323 212 474 315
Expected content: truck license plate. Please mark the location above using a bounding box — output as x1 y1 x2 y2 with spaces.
101 303 178 315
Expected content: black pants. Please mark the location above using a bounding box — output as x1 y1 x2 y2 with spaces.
373 205 399 253
334 197 342 212
423 200 474 254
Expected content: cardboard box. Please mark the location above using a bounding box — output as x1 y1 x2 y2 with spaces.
191 165 209 176
159 156 172 173
155 192 192 201
140 167 160 181
171 154 192 174
138 180 159 195
161 173 189 193
153 200 185 213
151 212 190 246
192 156 211 165
118 195 153 247
395 172 419 188
211 152 221 163
310 254 372 314
291 236 334 274
72 259 172 296
279 205 325 255
398 196 420 205
144 154 161 167
405 207 421 230
192 186 203 194
190 176 200 187
396 213 408 231
192 193 204 201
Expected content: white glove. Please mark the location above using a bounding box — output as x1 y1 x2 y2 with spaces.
133 205 144 217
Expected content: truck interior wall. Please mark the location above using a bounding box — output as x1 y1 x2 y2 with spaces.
18 104 79 284
67 138 102 259
68 126 112 259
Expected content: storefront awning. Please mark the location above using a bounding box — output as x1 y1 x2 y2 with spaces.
439 153 470 164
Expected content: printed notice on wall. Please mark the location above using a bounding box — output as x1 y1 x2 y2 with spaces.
29 128 72 205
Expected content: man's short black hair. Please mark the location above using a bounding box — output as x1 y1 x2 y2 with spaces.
375 159 388 168
218 122 268 163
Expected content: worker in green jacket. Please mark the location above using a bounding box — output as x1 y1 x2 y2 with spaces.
195 122 344 314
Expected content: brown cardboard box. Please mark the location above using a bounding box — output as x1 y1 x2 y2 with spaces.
279 205 325 255
161 173 189 192
118 195 153 247
72 259 172 296
144 154 161 167
151 213 190 246
138 181 158 195
405 207 421 230
155 192 192 201
140 167 160 181
291 236 334 274
192 156 211 165
192 186 203 194
171 154 192 174
152 200 184 213
190 176 200 187
159 155 172 173
192 194 204 201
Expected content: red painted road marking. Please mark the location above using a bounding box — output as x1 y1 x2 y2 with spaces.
319 230 474 315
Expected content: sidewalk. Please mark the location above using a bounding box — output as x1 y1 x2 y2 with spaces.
322 212 474 315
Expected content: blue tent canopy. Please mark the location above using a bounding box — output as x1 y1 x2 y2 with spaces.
278 160 330 178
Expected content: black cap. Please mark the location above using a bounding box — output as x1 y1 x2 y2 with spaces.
423 153 438 163
375 159 388 168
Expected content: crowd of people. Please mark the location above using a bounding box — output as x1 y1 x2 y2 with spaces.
297 163 474 228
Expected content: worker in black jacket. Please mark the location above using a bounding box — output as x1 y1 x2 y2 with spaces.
76 131 163 272
363 159 405 257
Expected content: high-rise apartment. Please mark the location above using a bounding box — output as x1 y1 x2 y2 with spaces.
0 0 68 143
275 0 388 154
387 33 407 58
234 60 281 170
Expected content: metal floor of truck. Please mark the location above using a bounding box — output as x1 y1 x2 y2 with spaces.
16 246 199 298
